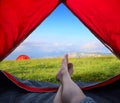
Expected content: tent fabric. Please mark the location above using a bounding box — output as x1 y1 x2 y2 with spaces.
2 70 120 92
0 70 120 103
0 0 60 61
0 0 120 61
65 0 120 58
16 55 30 60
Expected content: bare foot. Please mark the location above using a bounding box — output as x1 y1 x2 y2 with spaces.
56 55 68 81
68 63 74 77
56 55 74 82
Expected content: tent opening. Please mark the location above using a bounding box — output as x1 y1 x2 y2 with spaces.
6 4 111 60
1 4 118 83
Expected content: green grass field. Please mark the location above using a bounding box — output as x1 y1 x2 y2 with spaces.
0 56 120 83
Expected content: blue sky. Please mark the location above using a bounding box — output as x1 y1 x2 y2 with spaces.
6 4 111 60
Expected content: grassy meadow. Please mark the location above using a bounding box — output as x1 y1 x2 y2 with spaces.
0 56 120 83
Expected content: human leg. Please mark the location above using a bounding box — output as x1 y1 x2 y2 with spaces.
53 85 62 103
53 57 74 103
56 55 86 103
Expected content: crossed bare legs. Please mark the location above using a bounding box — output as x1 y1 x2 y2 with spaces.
53 54 86 103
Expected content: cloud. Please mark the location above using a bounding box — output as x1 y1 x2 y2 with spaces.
14 40 110 53
7 40 111 60
81 42 99 49
14 41 31 52
80 41 109 52
14 45 25 52
13 40 76 53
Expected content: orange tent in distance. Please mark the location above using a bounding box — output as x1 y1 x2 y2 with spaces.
16 55 30 61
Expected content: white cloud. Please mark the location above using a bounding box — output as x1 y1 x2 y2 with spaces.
15 40 109 53
81 42 99 49
14 42 31 52
14 45 25 52
13 40 76 53
10 40 110 59
80 41 109 52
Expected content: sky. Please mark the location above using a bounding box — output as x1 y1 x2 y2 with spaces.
6 4 111 60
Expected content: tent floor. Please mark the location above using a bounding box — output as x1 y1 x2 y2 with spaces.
0 70 120 103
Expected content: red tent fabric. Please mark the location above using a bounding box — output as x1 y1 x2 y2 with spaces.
0 0 120 60
65 0 120 58
0 0 60 61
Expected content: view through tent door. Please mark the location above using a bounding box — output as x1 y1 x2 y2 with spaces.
2 4 119 83
6 4 111 60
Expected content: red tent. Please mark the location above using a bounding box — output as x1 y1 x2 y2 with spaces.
16 55 30 61
0 0 120 102
0 0 120 61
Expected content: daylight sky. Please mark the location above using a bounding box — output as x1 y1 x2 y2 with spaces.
6 4 111 60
